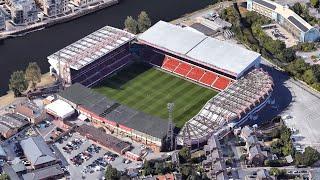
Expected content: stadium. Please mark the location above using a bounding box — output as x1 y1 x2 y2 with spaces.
48 20 273 150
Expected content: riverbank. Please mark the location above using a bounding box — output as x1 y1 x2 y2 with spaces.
0 73 55 107
0 0 118 40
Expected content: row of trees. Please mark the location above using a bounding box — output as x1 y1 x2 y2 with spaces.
310 0 319 8
9 62 41 97
286 59 320 91
221 5 320 92
124 11 151 34
290 2 320 26
270 126 294 157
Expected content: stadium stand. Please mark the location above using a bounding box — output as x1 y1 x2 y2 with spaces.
199 71 218 86
138 21 261 79
58 83 168 152
212 76 231 90
162 56 180 72
177 69 274 146
186 67 205 81
160 55 232 91
48 26 135 87
174 63 192 76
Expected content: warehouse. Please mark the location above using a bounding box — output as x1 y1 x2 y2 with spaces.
58 83 168 152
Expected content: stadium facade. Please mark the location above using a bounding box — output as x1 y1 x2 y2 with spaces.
247 0 320 42
48 26 135 87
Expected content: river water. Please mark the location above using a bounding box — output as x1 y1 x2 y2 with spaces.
0 0 213 95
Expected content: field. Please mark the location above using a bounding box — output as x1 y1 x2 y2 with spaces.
93 63 218 128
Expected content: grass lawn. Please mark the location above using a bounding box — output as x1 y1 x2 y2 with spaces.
93 63 218 128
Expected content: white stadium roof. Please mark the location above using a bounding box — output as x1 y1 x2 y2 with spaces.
138 21 261 77
48 26 135 70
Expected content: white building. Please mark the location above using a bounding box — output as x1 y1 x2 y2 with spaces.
9 0 38 24
247 0 320 42
0 12 5 30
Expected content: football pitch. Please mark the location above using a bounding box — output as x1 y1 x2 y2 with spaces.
93 63 218 128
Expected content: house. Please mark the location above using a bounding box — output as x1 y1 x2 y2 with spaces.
245 169 272 180
245 135 259 150
0 145 7 160
20 136 56 169
248 144 267 166
156 173 174 180
240 126 254 142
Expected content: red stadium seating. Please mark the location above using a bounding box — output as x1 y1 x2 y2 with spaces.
174 63 192 76
199 72 218 86
162 57 180 72
213 76 231 90
186 67 205 81
160 55 234 91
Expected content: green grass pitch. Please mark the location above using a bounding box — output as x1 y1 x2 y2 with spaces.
93 63 218 128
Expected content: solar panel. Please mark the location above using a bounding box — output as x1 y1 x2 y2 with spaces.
288 16 309 32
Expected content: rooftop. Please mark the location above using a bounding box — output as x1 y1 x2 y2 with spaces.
20 136 56 167
22 164 63 180
76 124 131 154
58 83 168 139
138 21 260 76
47 26 135 70
253 0 313 32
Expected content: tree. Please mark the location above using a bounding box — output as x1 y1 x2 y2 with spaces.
137 11 151 33
9 70 28 97
105 165 120 180
154 162 165 174
25 62 41 90
310 0 319 8
0 173 10 180
124 16 138 34
179 147 191 163
302 147 319 166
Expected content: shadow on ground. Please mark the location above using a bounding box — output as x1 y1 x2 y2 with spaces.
245 64 293 125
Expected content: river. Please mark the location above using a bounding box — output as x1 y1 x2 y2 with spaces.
0 0 213 95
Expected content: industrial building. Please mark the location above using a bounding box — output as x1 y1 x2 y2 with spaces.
15 101 47 124
20 136 57 169
247 0 320 42
138 21 261 80
7 0 38 24
35 0 69 17
57 83 168 152
75 124 131 154
0 12 5 30
48 25 135 87
176 69 273 146
22 164 64 180
0 114 29 138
